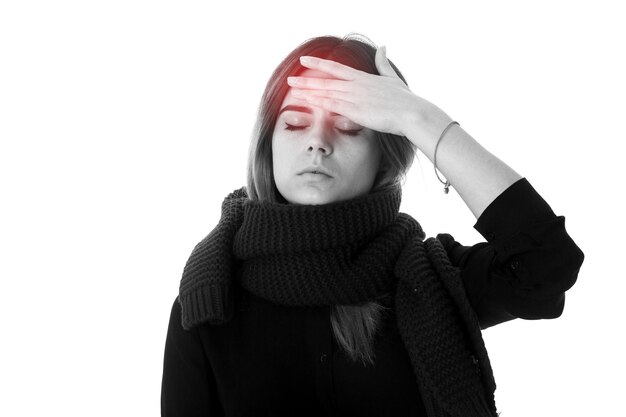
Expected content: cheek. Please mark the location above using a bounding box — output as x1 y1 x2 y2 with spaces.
271 136 292 178
353 138 381 178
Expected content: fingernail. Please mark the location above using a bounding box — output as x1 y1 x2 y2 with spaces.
287 76 298 86
300 56 314 65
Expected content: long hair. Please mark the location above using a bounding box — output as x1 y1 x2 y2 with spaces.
246 34 417 365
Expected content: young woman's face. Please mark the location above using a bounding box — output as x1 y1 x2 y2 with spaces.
272 69 382 205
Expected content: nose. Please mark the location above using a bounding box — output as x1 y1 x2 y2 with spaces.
306 127 333 156
307 142 331 155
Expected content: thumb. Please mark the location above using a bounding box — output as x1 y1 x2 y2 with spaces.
375 46 398 78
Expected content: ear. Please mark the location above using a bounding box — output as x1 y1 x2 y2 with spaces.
375 46 398 78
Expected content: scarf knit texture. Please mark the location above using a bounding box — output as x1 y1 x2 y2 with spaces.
179 186 499 417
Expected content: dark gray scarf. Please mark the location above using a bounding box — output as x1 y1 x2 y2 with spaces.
179 186 498 417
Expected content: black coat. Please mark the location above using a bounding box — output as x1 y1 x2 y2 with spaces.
161 178 584 417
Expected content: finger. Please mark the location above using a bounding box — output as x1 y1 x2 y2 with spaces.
291 88 351 102
287 76 350 92
299 56 361 81
375 46 398 78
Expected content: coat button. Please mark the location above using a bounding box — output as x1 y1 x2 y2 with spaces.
510 260 519 270
320 353 328 363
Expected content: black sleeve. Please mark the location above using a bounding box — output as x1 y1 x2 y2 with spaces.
161 297 223 416
437 178 585 329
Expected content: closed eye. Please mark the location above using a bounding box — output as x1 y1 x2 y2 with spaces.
284 123 362 136
284 123 307 132
338 128 362 137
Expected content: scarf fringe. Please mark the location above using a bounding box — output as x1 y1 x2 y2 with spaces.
461 395 500 417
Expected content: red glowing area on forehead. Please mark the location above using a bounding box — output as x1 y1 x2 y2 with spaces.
275 68 344 116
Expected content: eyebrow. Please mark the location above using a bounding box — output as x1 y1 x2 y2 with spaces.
278 104 341 117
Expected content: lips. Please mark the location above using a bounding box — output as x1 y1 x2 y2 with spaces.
299 165 333 177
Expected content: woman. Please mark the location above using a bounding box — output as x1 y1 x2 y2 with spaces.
161 34 584 417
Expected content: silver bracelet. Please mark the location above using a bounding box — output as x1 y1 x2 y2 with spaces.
433 120 459 194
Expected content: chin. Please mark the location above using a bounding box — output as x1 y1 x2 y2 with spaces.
285 189 338 206
293 195 335 206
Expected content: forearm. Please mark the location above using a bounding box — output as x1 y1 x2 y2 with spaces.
405 104 523 219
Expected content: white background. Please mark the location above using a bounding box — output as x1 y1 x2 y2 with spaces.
1 1 624 415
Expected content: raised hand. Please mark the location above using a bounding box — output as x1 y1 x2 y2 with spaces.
287 46 446 140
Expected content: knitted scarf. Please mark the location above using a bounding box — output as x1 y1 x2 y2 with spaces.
178 186 498 417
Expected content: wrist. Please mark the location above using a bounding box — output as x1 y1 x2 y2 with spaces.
404 101 453 153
